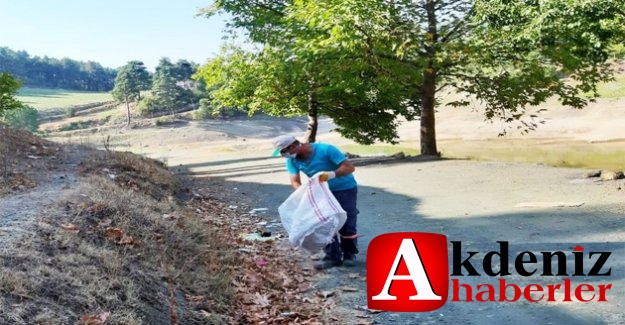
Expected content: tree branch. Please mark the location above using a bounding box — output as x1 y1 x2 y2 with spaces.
248 0 286 16
435 82 452 93
435 0 468 11
439 9 475 44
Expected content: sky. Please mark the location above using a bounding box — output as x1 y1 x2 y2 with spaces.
0 0 231 71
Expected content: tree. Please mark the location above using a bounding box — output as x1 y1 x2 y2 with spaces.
199 3 416 143
0 73 23 117
194 47 257 118
172 60 197 82
151 58 196 118
112 61 151 125
203 0 624 155
196 44 414 143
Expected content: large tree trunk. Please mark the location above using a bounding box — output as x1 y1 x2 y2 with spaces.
306 89 319 143
420 66 438 156
420 0 439 156
125 97 131 126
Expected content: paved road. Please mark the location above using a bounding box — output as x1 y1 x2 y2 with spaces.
183 152 625 325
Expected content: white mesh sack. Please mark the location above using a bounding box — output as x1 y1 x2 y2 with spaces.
278 176 347 253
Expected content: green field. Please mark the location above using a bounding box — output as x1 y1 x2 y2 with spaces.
17 87 113 110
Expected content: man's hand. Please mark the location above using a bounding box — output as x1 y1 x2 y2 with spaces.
319 171 336 182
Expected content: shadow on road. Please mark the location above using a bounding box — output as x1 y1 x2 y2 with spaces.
180 155 453 178
195 114 314 139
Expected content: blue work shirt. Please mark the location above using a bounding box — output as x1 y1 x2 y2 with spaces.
286 143 357 191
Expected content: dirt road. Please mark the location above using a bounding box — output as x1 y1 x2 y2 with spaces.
181 150 624 325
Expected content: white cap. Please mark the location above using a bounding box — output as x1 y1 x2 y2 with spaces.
272 135 297 151
271 135 297 156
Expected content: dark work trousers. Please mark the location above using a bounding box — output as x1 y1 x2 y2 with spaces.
324 187 359 261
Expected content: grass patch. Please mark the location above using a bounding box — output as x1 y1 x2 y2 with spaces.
596 75 625 98
57 119 104 132
439 139 625 171
0 142 331 323
17 87 113 111
0 124 61 195
339 139 625 171
3 120 342 321
0 147 239 324
339 144 420 157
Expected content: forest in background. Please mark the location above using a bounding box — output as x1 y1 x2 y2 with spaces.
0 47 116 91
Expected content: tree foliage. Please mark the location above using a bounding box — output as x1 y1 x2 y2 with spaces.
0 73 38 132
112 61 152 125
202 0 624 153
0 73 24 117
0 47 116 91
149 58 198 117
2 105 40 132
112 61 151 101
199 2 417 143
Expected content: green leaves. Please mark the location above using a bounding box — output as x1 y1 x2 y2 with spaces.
198 0 424 144
112 61 151 103
0 73 37 132
2 105 39 132
0 73 23 117
200 0 624 148
469 0 623 126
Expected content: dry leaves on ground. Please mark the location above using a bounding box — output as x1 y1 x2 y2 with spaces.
78 312 110 325
189 189 338 324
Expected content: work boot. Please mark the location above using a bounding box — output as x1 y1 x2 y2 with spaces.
342 254 358 267
314 258 342 270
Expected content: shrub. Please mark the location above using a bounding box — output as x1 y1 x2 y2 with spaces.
57 121 92 132
155 116 172 126
136 96 159 117
193 98 213 119
2 106 40 132
65 106 77 117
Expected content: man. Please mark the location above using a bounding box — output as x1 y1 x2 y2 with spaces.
273 134 359 270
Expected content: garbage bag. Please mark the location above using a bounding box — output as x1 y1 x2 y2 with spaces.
278 175 347 253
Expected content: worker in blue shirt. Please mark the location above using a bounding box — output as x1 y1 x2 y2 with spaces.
273 135 359 270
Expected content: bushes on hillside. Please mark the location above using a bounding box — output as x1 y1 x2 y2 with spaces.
2 106 40 132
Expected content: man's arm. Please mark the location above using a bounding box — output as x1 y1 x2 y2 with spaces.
290 173 302 190
325 145 355 178
335 159 355 177
319 160 355 182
